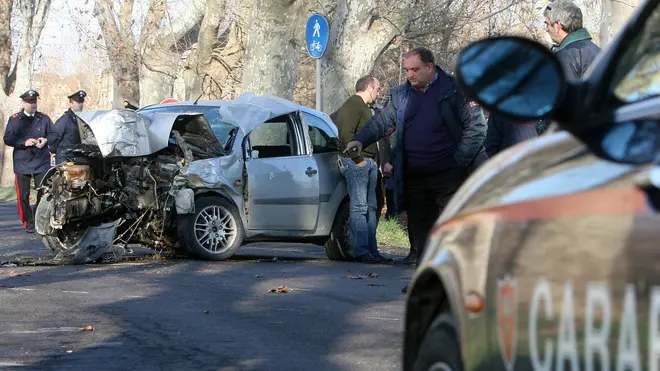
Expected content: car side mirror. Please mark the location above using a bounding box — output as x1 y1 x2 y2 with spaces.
454 36 567 121
586 120 660 165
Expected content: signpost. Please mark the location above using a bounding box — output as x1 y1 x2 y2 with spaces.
305 14 329 112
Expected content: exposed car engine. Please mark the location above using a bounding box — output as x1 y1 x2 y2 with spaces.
36 111 206 263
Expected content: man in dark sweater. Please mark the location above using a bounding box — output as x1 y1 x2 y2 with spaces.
332 76 392 264
344 48 487 283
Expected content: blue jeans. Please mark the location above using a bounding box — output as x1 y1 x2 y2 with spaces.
338 157 378 258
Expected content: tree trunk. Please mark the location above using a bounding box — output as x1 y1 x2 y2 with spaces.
600 0 638 47
320 0 412 113
139 0 206 106
240 0 304 100
0 0 52 187
94 0 140 105
183 0 245 100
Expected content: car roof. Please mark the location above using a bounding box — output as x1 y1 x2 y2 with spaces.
139 93 334 134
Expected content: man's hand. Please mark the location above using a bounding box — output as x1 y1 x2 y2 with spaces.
35 137 47 148
383 162 393 174
24 138 37 147
344 140 363 155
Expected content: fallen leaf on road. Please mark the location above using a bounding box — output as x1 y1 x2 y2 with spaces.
347 273 379 279
5 271 30 277
203 310 210 314
79 325 94 331
253 274 263 279
268 286 289 294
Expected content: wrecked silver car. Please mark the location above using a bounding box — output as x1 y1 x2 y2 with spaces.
35 93 353 263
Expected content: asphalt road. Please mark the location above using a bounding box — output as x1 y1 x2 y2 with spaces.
0 201 413 371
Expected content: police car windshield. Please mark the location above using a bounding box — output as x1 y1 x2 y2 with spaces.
612 5 660 103
139 105 238 149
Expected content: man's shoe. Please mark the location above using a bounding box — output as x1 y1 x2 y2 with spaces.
374 253 394 264
25 226 35 233
402 285 409 294
355 254 381 264
394 253 417 266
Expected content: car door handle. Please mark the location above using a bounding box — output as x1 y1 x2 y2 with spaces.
306 167 318 176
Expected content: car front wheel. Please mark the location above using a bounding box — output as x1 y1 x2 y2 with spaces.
413 313 463 371
178 195 244 261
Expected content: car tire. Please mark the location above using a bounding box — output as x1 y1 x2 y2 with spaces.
324 200 353 261
178 195 244 261
413 313 463 371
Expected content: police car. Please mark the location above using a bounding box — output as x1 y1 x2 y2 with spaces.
403 0 660 370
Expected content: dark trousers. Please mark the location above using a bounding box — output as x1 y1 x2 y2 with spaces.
376 169 385 221
385 187 396 219
15 172 46 228
405 167 468 261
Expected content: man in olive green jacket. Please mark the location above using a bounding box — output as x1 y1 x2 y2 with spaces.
330 76 391 264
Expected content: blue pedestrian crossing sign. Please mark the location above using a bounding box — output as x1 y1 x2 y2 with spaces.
305 14 329 59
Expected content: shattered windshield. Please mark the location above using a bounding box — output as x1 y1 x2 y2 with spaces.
139 105 238 148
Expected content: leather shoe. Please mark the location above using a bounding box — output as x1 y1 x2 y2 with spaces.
394 253 417 266
373 253 394 264
355 254 381 264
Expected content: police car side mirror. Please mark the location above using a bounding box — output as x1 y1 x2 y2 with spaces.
586 120 660 165
454 36 567 122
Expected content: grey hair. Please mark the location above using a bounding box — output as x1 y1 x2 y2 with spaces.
543 0 583 34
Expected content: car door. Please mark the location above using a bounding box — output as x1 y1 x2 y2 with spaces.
482 4 660 370
244 113 320 231
301 111 344 204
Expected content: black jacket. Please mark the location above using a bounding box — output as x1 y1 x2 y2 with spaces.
3 110 53 174
554 28 601 81
49 109 82 163
484 114 538 157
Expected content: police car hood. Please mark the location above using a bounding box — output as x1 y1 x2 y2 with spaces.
74 109 223 158
437 131 651 225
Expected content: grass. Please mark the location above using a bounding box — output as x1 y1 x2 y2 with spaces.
0 187 37 203
377 217 410 248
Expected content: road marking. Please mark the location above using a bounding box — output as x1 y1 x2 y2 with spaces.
62 291 90 294
5 327 83 334
363 317 400 321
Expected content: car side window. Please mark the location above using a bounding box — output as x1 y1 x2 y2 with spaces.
612 6 660 103
302 113 339 154
249 119 297 159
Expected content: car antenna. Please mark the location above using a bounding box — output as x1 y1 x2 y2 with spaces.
193 91 203 105
193 75 208 105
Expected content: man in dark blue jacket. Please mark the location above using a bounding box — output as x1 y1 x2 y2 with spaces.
537 0 601 134
344 48 487 276
49 90 86 164
544 0 600 81
3 90 54 233
484 114 538 158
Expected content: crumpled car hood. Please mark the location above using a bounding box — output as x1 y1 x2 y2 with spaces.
74 110 220 158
